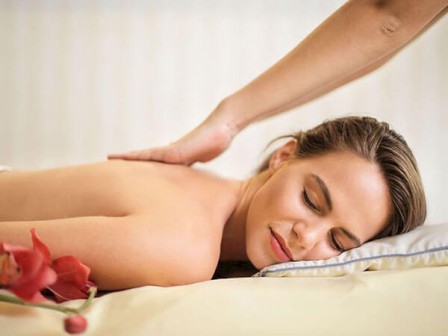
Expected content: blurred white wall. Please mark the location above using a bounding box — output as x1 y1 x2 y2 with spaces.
0 0 447 223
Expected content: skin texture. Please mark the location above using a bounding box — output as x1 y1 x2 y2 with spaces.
0 146 391 288
109 0 447 164
243 141 391 269
0 161 240 289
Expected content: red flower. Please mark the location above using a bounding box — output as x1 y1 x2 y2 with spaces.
30 229 96 303
1 229 96 336
0 241 57 303
64 315 88 334
0 229 96 303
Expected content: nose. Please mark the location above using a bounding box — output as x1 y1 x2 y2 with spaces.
292 220 327 251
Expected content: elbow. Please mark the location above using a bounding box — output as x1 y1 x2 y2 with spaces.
163 274 211 287
367 1 404 39
151 270 212 287
354 0 447 48
353 1 408 58
139 261 215 287
377 12 402 38
166 263 215 286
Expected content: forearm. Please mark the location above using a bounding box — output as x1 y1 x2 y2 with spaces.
0 215 188 289
0 214 212 289
216 0 447 131
0 216 131 288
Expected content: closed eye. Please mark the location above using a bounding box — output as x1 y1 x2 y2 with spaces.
302 189 344 252
302 189 320 213
329 231 344 253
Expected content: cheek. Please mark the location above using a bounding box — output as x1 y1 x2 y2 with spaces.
303 244 341 261
251 178 299 219
245 186 283 268
247 189 286 230
245 192 268 233
245 184 300 266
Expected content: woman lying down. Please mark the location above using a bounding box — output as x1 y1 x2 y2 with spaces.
0 116 426 290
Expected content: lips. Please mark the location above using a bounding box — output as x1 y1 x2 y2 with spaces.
270 228 293 262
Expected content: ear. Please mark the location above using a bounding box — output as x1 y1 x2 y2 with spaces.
268 139 297 174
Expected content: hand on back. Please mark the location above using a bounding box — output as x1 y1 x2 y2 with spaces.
108 116 236 165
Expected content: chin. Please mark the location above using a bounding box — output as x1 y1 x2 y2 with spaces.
246 246 270 270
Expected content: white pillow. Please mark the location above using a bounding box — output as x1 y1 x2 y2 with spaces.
253 223 448 277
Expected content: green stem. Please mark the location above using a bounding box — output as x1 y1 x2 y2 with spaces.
77 287 97 313
0 287 97 315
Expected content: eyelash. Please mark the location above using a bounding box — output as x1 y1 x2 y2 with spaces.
302 189 319 212
329 232 344 253
302 189 344 253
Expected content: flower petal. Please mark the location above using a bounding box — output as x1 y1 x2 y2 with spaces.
30 228 52 265
47 280 89 303
47 256 96 303
52 256 91 287
0 245 21 286
1 232 57 302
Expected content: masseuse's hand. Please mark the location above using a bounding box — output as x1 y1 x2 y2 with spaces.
108 112 237 165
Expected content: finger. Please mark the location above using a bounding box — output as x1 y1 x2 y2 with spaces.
107 153 127 160
107 151 151 161
107 152 135 160
108 148 189 164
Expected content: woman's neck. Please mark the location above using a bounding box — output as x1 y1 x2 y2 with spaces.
220 171 269 261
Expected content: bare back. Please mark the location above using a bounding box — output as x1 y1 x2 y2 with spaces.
0 160 240 289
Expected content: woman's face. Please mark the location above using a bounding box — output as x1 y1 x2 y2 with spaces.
245 144 391 269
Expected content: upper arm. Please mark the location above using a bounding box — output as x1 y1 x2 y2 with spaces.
0 214 214 290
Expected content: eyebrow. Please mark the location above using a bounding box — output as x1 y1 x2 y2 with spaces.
310 174 362 248
311 174 332 211
340 227 362 248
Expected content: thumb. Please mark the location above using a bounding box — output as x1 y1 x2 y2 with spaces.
107 145 193 165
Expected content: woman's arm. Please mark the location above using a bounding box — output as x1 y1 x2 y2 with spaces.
109 0 447 164
0 215 211 289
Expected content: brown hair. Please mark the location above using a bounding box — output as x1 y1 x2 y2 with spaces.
258 116 426 240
